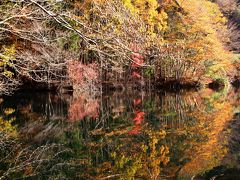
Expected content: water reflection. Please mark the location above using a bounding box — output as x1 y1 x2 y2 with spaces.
68 93 99 122
0 88 240 179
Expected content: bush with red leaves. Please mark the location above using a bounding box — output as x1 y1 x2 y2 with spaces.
67 60 99 91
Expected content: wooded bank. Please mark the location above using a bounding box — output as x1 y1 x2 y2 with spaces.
0 0 239 94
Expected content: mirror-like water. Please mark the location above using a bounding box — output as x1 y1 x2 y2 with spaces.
0 88 240 179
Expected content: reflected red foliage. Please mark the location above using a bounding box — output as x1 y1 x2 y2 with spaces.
128 125 141 135
133 111 145 125
129 97 145 135
68 94 99 122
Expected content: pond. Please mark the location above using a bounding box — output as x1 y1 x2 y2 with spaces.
0 88 240 179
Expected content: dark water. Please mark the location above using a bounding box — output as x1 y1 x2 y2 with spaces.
0 88 240 179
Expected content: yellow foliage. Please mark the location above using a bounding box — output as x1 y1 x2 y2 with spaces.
0 105 17 137
178 0 233 71
0 45 15 78
0 116 17 138
4 108 15 115
122 0 168 35
0 45 15 65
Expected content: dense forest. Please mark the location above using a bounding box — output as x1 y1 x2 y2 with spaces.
1 1 240 179
0 0 239 94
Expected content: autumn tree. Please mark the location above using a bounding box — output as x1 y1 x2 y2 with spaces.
0 0 237 93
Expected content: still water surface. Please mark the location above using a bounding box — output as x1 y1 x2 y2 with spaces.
1 88 240 179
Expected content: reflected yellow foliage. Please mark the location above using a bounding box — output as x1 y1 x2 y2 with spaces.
2 88 239 179
0 107 17 138
77 89 237 179
4 108 15 115
105 129 170 179
179 91 234 178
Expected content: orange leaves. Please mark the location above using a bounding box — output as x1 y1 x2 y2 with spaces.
177 0 233 75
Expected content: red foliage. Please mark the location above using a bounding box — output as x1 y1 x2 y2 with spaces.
68 94 99 122
129 43 144 81
129 42 141 52
133 98 142 106
132 71 141 78
131 53 144 60
131 53 144 68
67 60 99 89
131 60 144 68
130 43 144 69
